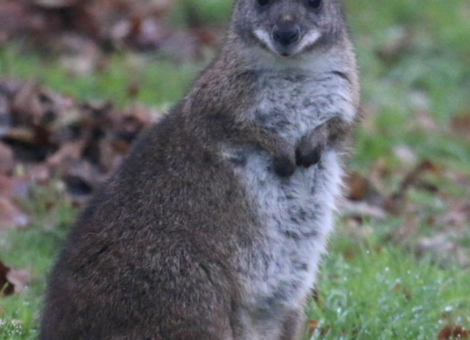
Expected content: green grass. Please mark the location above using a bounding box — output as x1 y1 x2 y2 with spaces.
309 230 470 340
1 0 470 339
0 187 75 340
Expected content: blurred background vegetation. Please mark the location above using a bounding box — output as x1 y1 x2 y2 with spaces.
0 0 469 339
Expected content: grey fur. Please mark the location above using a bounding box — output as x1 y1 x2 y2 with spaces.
39 0 360 339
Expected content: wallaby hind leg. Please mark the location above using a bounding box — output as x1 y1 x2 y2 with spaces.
280 308 307 340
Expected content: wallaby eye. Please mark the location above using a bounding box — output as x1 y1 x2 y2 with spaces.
307 0 322 9
257 0 272 7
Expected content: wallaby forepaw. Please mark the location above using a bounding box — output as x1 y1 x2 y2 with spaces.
296 145 323 168
273 154 296 177
295 131 327 168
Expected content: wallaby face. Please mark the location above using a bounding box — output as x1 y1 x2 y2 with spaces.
233 0 346 57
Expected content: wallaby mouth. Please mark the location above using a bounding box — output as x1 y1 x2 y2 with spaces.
271 25 300 57
254 27 322 58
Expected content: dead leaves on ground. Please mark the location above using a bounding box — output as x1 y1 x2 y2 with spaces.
0 77 162 232
342 156 470 266
0 0 219 73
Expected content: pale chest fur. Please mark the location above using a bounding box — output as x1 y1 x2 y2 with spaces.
226 70 354 317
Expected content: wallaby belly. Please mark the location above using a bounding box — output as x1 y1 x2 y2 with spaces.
231 148 342 316
227 74 346 316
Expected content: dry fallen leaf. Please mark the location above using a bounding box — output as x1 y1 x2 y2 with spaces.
0 173 30 199
437 201 470 229
338 199 388 220
6 268 32 294
0 77 161 206
0 260 31 296
438 325 470 340
0 0 211 60
376 27 414 64
345 171 371 201
385 159 443 214
0 197 29 231
46 140 85 169
0 142 14 174
452 115 470 141
0 260 14 296
307 319 321 338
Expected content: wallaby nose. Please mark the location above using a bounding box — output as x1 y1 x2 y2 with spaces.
272 24 301 47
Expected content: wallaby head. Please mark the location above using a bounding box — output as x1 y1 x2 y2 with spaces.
230 0 347 58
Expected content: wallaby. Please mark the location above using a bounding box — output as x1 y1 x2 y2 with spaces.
39 0 359 339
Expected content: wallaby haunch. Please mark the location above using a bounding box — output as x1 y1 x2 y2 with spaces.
39 0 360 339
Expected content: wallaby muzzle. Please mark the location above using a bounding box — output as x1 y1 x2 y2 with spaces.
272 23 301 48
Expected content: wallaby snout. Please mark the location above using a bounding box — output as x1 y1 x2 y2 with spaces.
272 23 301 48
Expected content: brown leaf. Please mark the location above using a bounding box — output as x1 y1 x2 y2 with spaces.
452 115 470 140
120 105 159 138
98 139 122 173
0 260 14 296
0 76 157 206
6 268 32 294
339 199 388 220
11 80 44 126
0 142 14 174
438 325 470 340
344 171 385 209
2 127 37 144
124 16 169 51
385 160 443 214
0 173 30 199
193 27 219 47
345 172 370 201
127 79 142 99
437 201 470 228
63 160 103 204
0 197 29 230
307 319 321 338
25 164 51 184
400 160 442 192
0 0 194 58
376 28 415 64
0 260 30 296
46 140 85 169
